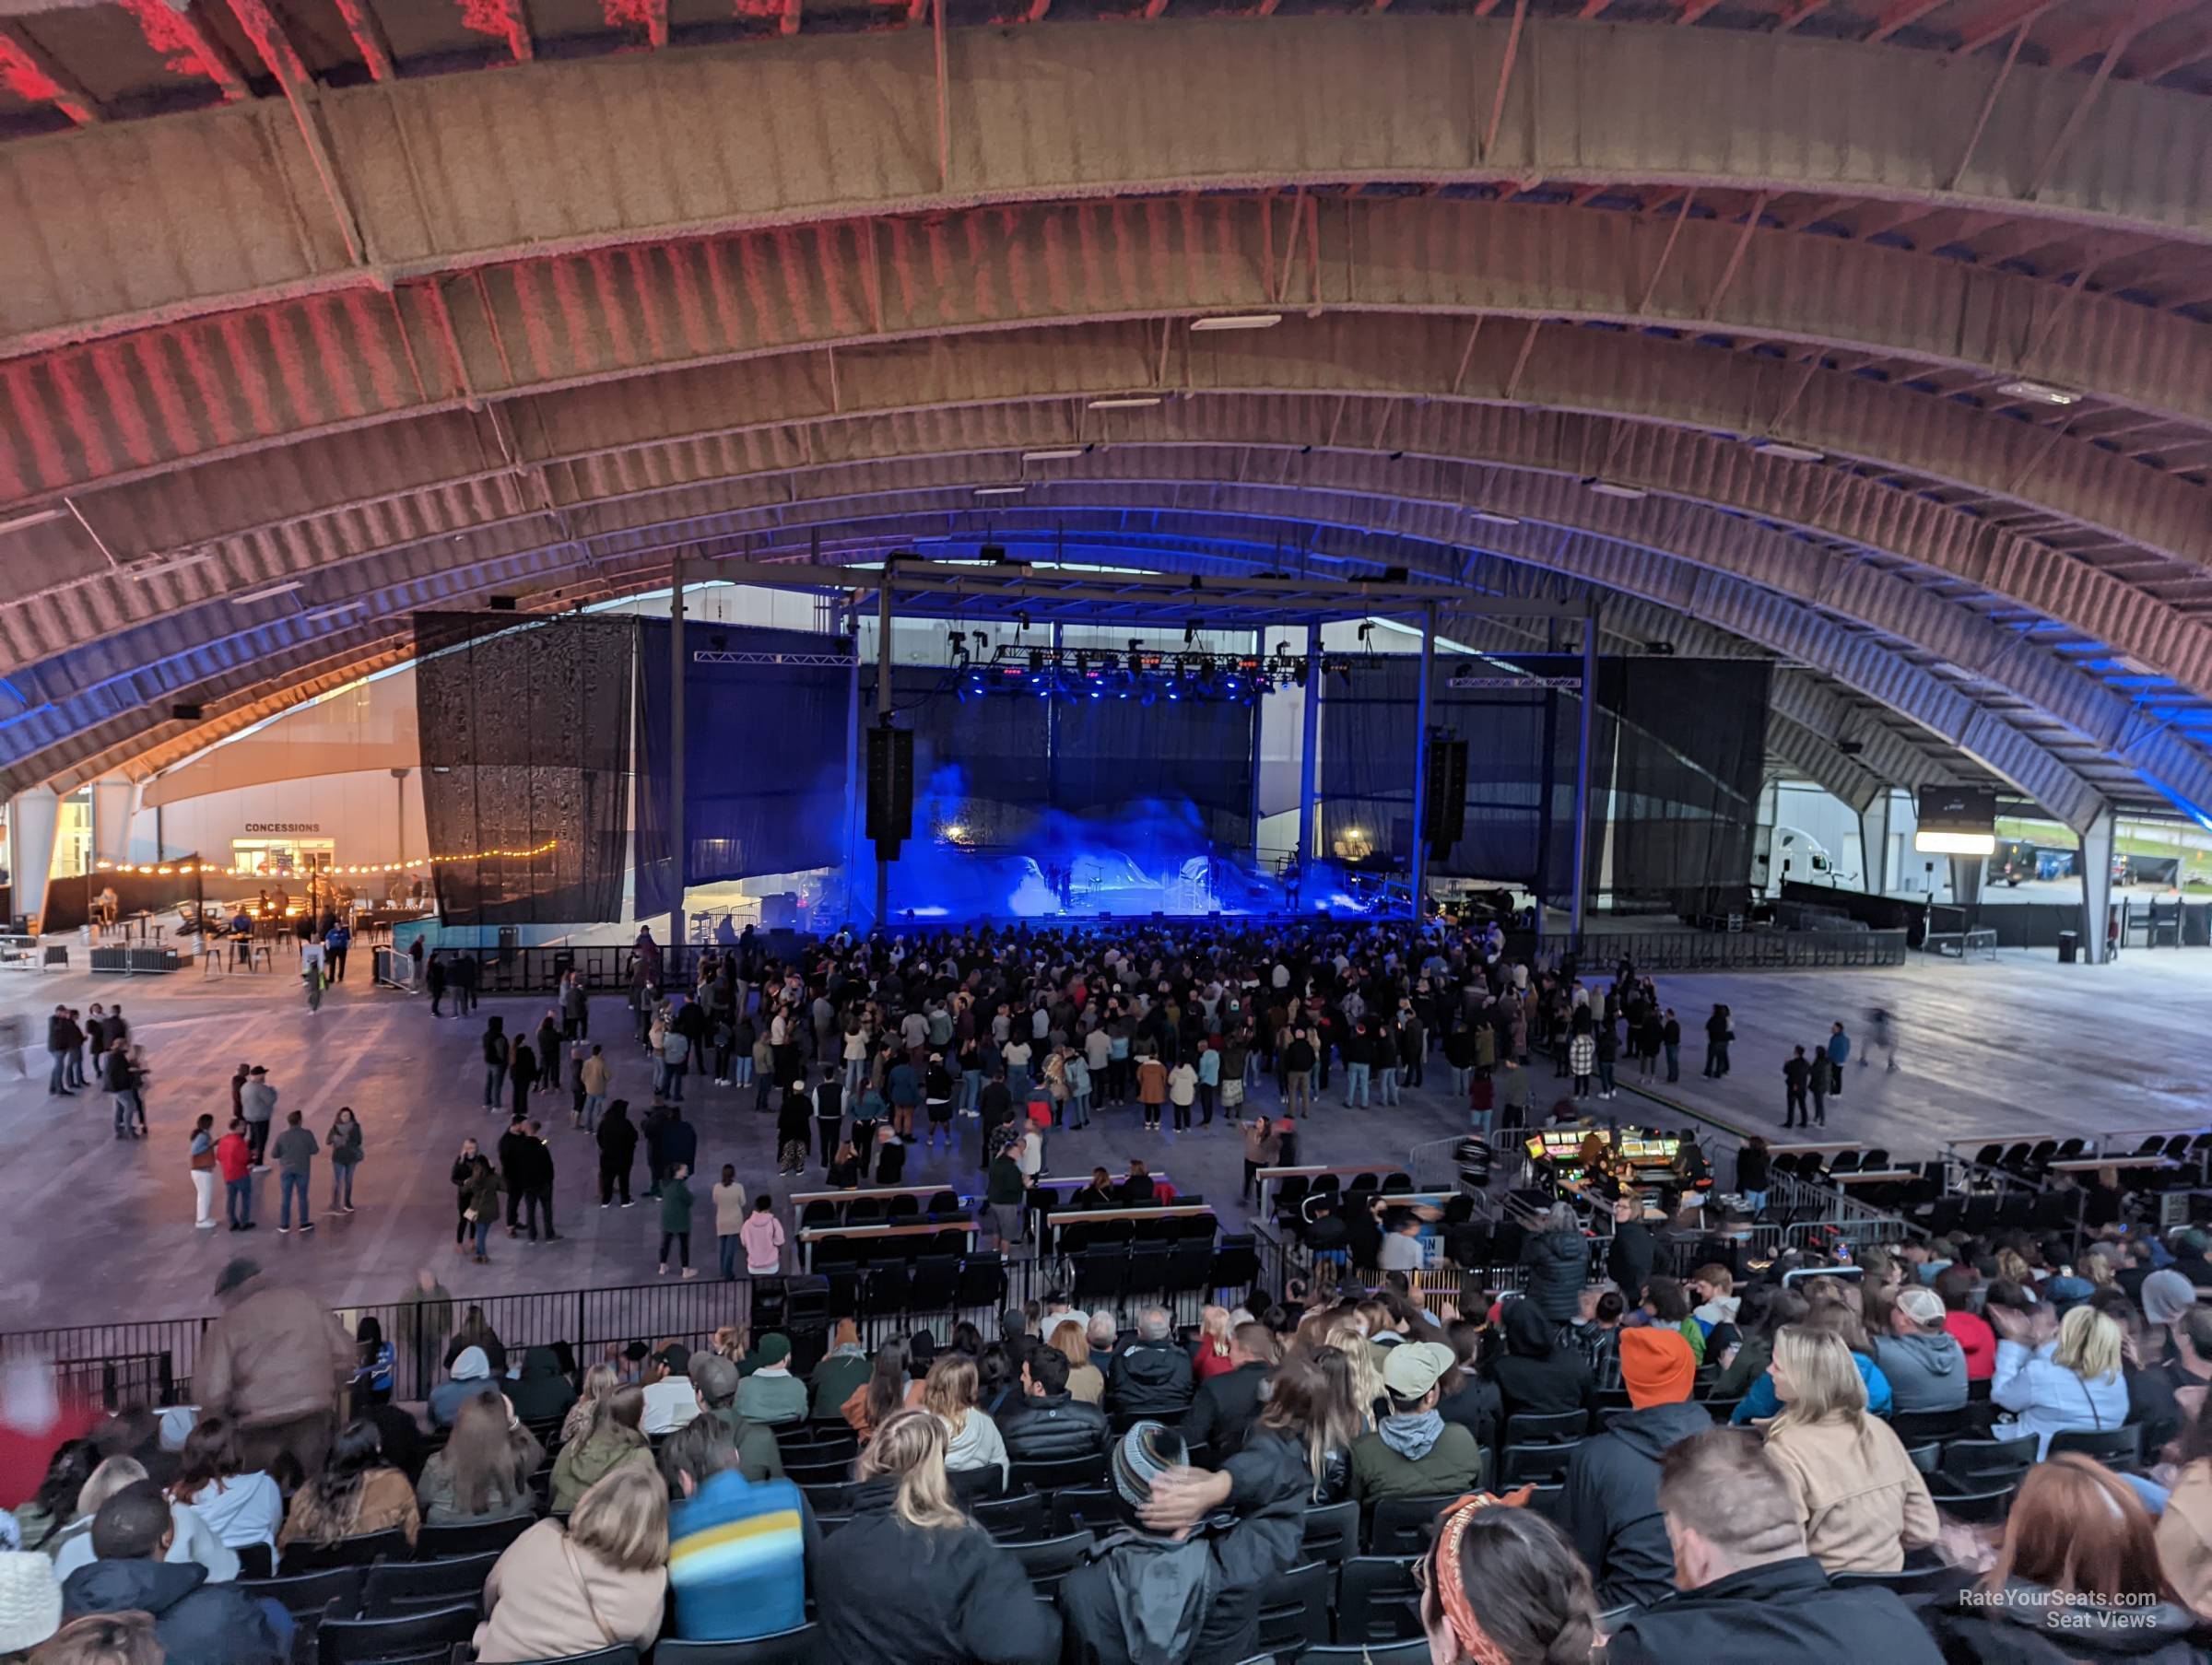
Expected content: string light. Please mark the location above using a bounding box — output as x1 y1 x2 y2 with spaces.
94 839 558 878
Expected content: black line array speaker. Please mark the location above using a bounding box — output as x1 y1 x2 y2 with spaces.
1423 734 1469 852
865 722 915 857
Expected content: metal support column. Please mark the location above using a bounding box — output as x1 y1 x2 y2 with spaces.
874 578 893 928
1408 604 1435 917
2078 803 2116 965
667 556 688 955
1299 622 1323 864
841 603 861 926
1569 603 1599 942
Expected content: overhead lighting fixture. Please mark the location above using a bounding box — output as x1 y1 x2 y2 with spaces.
0 508 67 538
1021 448 1088 462
124 550 218 580
1914 829 1997 857
1190 313 1283 332
1750 439 1826 463
1583 479 1649 501
1467 510 1523 526
301 601 368 623
1996 379 2080 405
973 486 1027 498
229 580 305 604
1088 396 1163 410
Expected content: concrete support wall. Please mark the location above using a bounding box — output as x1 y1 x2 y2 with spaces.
2080 805 2117 965
9 787 57 926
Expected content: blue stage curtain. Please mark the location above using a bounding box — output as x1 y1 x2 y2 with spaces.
634 624 855 918
413 611 637 925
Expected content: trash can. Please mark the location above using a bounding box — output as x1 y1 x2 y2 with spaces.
2057 930 2078 964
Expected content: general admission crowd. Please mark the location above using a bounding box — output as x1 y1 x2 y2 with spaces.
9 1201 2212 1665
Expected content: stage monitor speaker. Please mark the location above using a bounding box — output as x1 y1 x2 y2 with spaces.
1423 736 1469 851
865 722 915 853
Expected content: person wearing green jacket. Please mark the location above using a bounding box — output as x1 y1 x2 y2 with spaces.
658 1162 696 1278
326 1106 363 1214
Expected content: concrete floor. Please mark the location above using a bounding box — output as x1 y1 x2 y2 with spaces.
0 944 2202 1331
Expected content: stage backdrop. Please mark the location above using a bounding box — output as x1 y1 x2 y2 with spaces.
414 612 637 925
1319 654 1769 914
865 666 1259 851
634 623 855 918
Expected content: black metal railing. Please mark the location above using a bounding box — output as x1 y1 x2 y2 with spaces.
1560 927 1908 972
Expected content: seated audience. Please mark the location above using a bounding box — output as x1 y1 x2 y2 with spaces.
23 1611 156 1665
500 1346 577 1427
811 1320 873 1418
1925 1454 2212 1664
1867 1285 1969 1414
415 1391 543 1525
1641 1278 1708 1365
1730 1301 1893 1423
1000 1349 1112 1467
661 1416 810 1642
1561 1327 1710 1611
922 1356 1008 1493
1709 1286 1808 1402
1192 1307 1238 1381
640 1343 700 1436
473 1465 667 1664
549 1385 654 1513
165 1420 279 1558
559 1363 619 1448
1935 1265 1996 1381
844 1342 916 1444
2133 1306 2212 1461
1417 1495 1600 1665
59 1482 286 1665
1106 1308 1196 1418
818 1409 1059 1665
1047 1320 1106 1406
1605 1429 1946 1665
1056 1423 1304 1665
1347 1341 1488 1501
2159 1379 2212 1613
276 1419 418 1551
47 1458 236 1585
1434 1319 1502 1450
1991 1303 2129 1457
1087 1313 1119 1377
1759 1327 1936 1575
1488 1297 1596 1425
428 1346 497 1430
1180 1322 1277 1460
734 1335 807 1425
688 1354 786 1482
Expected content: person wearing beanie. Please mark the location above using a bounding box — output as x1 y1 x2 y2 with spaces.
1867 1285 1967 1414
0 1550 61 1659
1056 1423 1304 1665
1347 1343 1488 1503
2145 1268 2199 1331
1559 1327 1712 1611
735 1335 806 1426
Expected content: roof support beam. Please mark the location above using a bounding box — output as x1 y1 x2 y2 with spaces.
113 0 251 99
0 23 101 124
225 0 371 267
331 0 396 79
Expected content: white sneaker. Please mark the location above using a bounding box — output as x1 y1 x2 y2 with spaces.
195 1220 218 1230
681 1267 698 1279
657 1263 668 1275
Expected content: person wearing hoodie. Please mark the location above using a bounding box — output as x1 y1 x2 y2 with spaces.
810 1321 872 1418
1759 1327 1937 1576
1605 1429 1944 1665
550 1386 655 1513
922 1356 1009 1493
1057 1421 1305 1665
1867 1285 1967 1413
1347 1341 1488 1502
1107 1308 1195 1419
1488 1297 1597 1425
818 1408 1057 1665
501 1346 577 1427
429 1347 498 1431
1923 1454 2212 1665
687 1355 785 1483
59 1482 286 1665
47 1458 238 1587
1559 1328 1711 1611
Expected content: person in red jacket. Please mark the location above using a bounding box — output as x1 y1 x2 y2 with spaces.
1934 1265 1994 1379
216 1118 256 1233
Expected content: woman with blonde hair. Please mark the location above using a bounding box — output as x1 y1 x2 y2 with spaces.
919 1354 1008 1493
1322 1317 1385 1428
46 1456 236 1583
1759 1326 1937 1574
559 1362 619 1447
1194 1306 1238 1381
814 1409 1057 1665
1990 1301 2129 1458
473 1463 669 1663
1047 1319 1103 1405
25 1613 163 1665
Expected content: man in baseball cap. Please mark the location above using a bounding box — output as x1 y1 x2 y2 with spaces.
1868 1283 1968 1413
1347 1341 1487 1501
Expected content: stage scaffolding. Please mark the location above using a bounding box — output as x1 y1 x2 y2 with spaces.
665 557 1594 934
